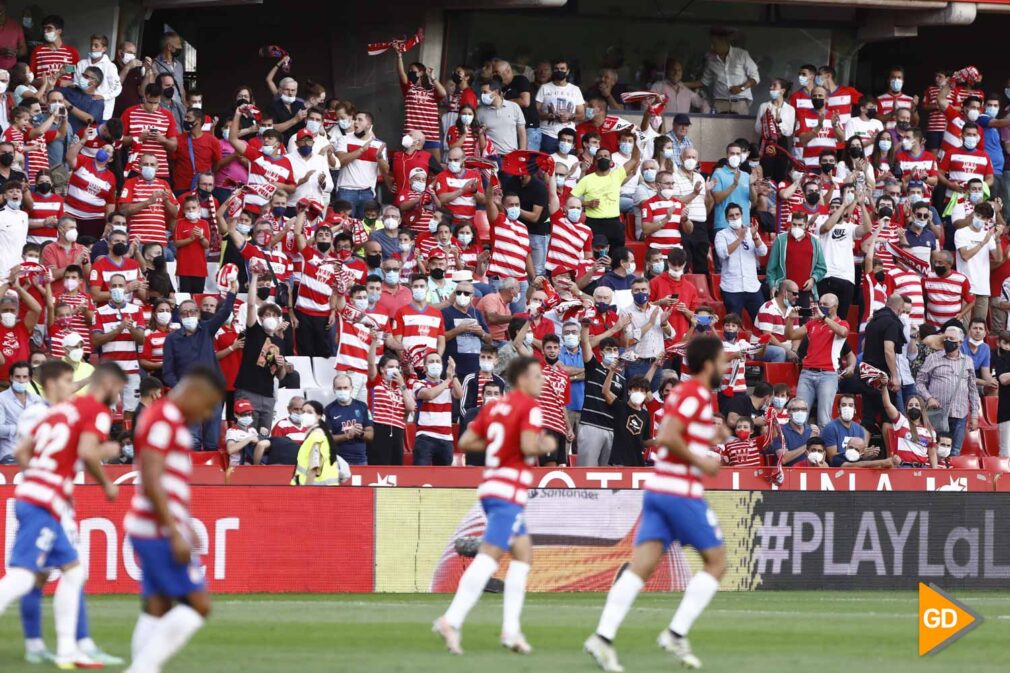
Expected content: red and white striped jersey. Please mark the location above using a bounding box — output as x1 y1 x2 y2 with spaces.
721 437 763 467
885 268 925 327
412 378 454 442
862 272 888 333
394 187 438 235
125 398 196 540
540 363 571 434
488 212 530 279
923 270 972 326
789 88 812 112
93 302 142 374
468 391 541 505
332 134 386 190
939 146 993 186
924 85 959 132
55 290 94 354
776 180 807 231
271 417 307 443
939 105 968 157
640 194 685 250
446 125 493 158
876 92 915 125
827 86 862 127
242 144 295 207
892 413 937 465
27 191 63 243
434 168 483 223
89 256 142 296
65 156 116 221
141 329 171 367
720 339 749 393
178 191 221 257
240 242 293 290
371 377 407 429
121 105 178 178
3 125 48 184
16 395 111 521
895 149 938 186
645 379 713 499
119 176 178 246
795 109 839 166
335 315 374 375
75 123 125 159
296 247 340 317
858 223 901 271
29 45 80 85
393 303 444 359
755 299 788 338
545 210 591 272
401 82 442 142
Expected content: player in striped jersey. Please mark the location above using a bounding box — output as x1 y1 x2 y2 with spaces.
124 365 225 673
587 336 727 672
434 356 556 655
0 362 123 670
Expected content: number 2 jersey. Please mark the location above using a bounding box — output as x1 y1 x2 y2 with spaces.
15 395 113 522
467 390 543 506
645 379 714 499
125 398 195 541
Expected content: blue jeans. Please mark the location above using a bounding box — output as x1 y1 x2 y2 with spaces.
526 128 542 152
722 290 764 325
190 402 223 451
489 277 529 312
336 187 376 219
797 369 839 430
530 233 549 277
413 434 453 466
758 344 786 363
949 416 968 457
539 133 559 155
625 358 660 391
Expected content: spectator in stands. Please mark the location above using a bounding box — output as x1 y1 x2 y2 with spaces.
535 59 584 155
696 27 759 113
75 34 118 122
714 202 766 323
916 325 980 456
724 380 773 431
226 398 271 466
119 153 179 248
767 210 826 310
477 78 525 156
333 111 388 218
477 277 518 347
710 142 753 247
324 372 373 466
171 105 221 194
924 249 972 328
30 15 77 86
234 273 286 433
442 280 490 381
860 293 906 432
0 360 38 462
771 397 814 467
134 374 163 421
577 324 624 466
572 145 637 248
786 292 849 429
393 51 444 162
460 343 506 415
272 395 307 443
599 246 638 297
151 31 184 104
993 330 1010 457
292 400 350 485
376 257 410 315
954 202 1003 321
366 351 414 466
820 393 871 466
648 248 696 340
963 317 999 393
0 3 25 72
412 351 461 465
621 277 672 385
650 59 709 115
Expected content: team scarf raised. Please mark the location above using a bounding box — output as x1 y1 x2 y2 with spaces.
367 28 424 56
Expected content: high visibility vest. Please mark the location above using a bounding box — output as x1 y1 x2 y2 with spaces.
291 427 344 486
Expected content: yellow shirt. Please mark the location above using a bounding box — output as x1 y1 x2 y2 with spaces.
572 165 626 219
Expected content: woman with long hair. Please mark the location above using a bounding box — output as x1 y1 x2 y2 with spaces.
869 129 900 199
652 135 676 173
837 134 875 189
395 50 446 161
291 400 350 485
443 64 477 132
139 298 175 382
446 103 491 158
367 350 416 465
754 78 796 183
882 386 938 467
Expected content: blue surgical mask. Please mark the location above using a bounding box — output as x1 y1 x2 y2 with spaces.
384 270 400 285
633 291 649 305
95 149 110 164
662 148 674 159
556 175 566 187
769 89 781 101
650 261 664 275
480 92 494 106
969 191 983 204
602 352 617 366
367 291 381 304
588 146 599 157
110 287 125 303
448 160 462 173
505 206 521 220
567 208 582 222
585 108 596 120
619 142 633 155
558 141 573 154
643 168 657 182
814 75 824 86
11 380 27 394
140 165 156 181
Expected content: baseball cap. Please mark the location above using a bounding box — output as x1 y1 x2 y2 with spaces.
234 399 254 415
409 167 427 178
62 332 83 348
296 128 314 141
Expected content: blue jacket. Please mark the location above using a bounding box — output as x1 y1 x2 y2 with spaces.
162 292 236 387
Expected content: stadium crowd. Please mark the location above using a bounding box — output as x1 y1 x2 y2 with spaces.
0 11 1006 479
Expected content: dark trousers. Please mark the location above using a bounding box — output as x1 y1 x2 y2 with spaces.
861 382 885 437
190 402 223 451
683 221 710 275
586 216 624 249
178 275 206 293
817 277 855 325
413 434 453 466
723 290 765 325
368 424 404 465
294 309 331 357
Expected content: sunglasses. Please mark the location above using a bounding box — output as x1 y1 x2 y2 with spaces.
455 290 473 297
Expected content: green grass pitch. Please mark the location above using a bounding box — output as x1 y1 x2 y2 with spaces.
2 591 1008 672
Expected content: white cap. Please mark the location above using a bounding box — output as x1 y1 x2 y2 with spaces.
63 332 84 348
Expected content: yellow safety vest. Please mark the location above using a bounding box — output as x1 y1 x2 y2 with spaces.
291 428 342 486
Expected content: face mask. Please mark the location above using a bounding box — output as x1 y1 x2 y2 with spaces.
963 135 979 150
304 119 321 135
798 74 809 87
480 92 494 106
900 137 914 151
619 142 633 156
967 109 980 122
933 265 948 276
236 223 252 236
587 146 599 158
865 107 878 119
558 141 573 154
874 270 886 284
111 242 128 257
448 160 462 173
633 291 649 306
723 328 738 342
505 206 521 220
399 242 412 255
109 288 125 303
430 268 445 280
257 316 278 333
937 443 952 459
5 198 19 210
602 353 617 366
237 415 254 427
844 448 861 463
141 165 157 181
337 118 351 130
563 334 579 349
650 261 665 275
682 158 697 171
68 348 83 363
475 358 495 374
728 155 741 168
734 428 751 441
316 241 331 253
972 217 985 230
460 113 474 125
410 179 426 192
383 217 399 231
668 267 684 280
878 139 892 152
7 379 26 394
662 148 675 160
772 396 787 409
181 209 201 222
791 226 805 240
969 191 983 204
660 188 675 199
749 159 760 169
384 367 400 382
64 277 80 292
456 293 472 307
427 362 443 378
943 339 959 353
348 297 368 312
0 153 12 167
412 287 427 302
261 145 276 158
458 233 473 246
180 316 198 332
297 144 313 158
839 406 855 422
626 261 636 275
156 310 171 326
808 451 824 464
565 207 583 223
300 412 318 429
814 75 825 86
642 168 657 182
384 270 400 285
43 30 56 43
811 98 825 110
848 146 863 159
334 388 352 404
629 391 647 406
769 89 781 100
596 157 611 171
986 106 1000 117
728 217 743 230
279 94 296 105
791 410 808 425
36 181 52 195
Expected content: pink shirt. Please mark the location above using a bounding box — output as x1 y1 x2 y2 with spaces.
215 138 247 189
477 292 510 341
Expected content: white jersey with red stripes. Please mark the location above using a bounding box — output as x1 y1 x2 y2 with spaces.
876 92 915 126
434 168 483 223
720 338 749 393
545 210 591 272
119 176 177 246
125 398 196 540
242 144 295 207
795 109 839 167
923 270 972 326
121 104 178 178
885 268 925 327
468 390 542 506
891 413 936 465
27 191 64 243
392 303 443 360
295 247 340 316
65 156 116 221
488 212 530 279
641 194 685 250
645 378 713 499
93 302 142 374
939 145 993 186
15 395 112 522
412 378 454 442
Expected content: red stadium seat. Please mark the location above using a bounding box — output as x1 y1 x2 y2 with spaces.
709 274 723 301
982 396 999 424
684 273 715 302
950 455 981 469
764 362 799 390
884 427 896 456
981 456 1010 472
845 331 858 357
961 429 986 456
846 305 860 329
623 212 636 241
980 426 1000 456
626 241 647 269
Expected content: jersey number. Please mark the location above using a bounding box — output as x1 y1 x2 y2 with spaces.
485 422 505 468
31 422 71 472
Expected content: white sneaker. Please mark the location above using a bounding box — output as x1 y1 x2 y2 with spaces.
584 634 624 673
657 629 702 669
54 650 105 669
501 632 532 654
432 616 463 655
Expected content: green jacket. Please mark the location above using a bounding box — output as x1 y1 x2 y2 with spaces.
765 232 827 298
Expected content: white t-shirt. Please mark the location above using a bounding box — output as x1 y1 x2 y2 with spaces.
551 152 581 187
954 226 996 296
819 221 858 283
536 82 585 139
843 117 884 156
612 151 639 197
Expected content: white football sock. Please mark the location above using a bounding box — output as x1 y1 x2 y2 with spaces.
25 638 46 653
0 567 36 614
131 613 160 661
54 564 85 658
442 553 498 630
77 637 96 653
502 561 530 637
669 571 720 636
131 604 204 671
596 569 645 641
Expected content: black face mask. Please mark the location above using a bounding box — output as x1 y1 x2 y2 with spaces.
896 121 912 132
36 182 52 194
805 192 820 206
163 86 175 99
200 310 214 321
597 157 611 171
907 407 922 421
865 107 877 119
451 73 462 85
151 255 166 268
943 339 959 353
933 265 948 276
0 153 14 167
430 268 445 280
551 69 567 82
111 242 128 257
182 120 195 132
874 270 886 283
236 97 250 105
198 188 212 198
365 253 382 269
407 71 419 84
545 355 559 365
820 163 834 174
257 286 271 301
316 241 331 253
812 98 825 110
848 146 863 159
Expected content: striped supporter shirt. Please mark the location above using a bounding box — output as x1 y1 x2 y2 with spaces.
545 210 591 272
393 304 443 361
891 413 937 465
644 378 712 499
371 377 406 429
88 256 142 297
487 212 529 279
938 146 993 185
755 299 788 338
242 144 295 208
54 290 94 354
27 191 63 243
885 269 924 328
401 82 443 141
92 302 142 374
141 329 170 368
413 378 453 442
119 176 177 247
121 104 178 178
295 247 338 317
435 168 483 223
65 156 116 221
540 363 571 434
3 125 49 184
923 270 972 326
30 45 79 85
795 110 839 167
640 194 685 250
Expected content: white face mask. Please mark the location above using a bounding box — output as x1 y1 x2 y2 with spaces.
790 410 808 425
456 293 472 307
563 334 579 349
458 233 472 246
668 267 684 280
660 188 675 199
479 359 494 373
629 391 647 406
262 316 279 332
840 406 855 422
185 210 199 221
181 316 199 332
300 412 318 428
727 155 741 168
412 287 427 302
682 158 698 171
728 217 743 230
383 217 399 231
353 297 369 311
155 311 171 326
64 278 79 291
808 451 824 464
237 415 254 427
626 261 636 275
334 389 352 403
121 53 136 64
791 226 805 240
844 448 861 463
410 179 425 192
401 134 413 150
68 348 84 363
426 362 443 378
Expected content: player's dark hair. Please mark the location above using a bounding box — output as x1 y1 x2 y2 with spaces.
182 364 225 394
505 355 539 387
94 361 128 383
685 335 723 375
37 359 72 385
